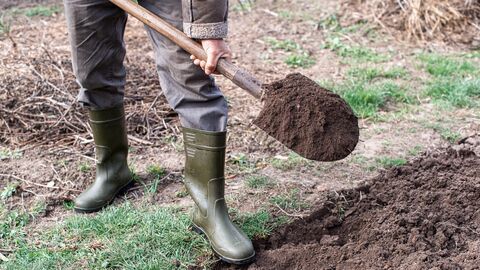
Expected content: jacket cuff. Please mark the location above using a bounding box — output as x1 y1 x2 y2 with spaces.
183 22 228 39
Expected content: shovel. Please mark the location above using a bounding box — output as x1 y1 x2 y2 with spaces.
109 0 359 161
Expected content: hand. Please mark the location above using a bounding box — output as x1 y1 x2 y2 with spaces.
190 39 232 75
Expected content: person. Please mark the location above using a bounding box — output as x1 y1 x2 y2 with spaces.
63 0 255 265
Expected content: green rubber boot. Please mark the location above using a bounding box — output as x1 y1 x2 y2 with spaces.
183 127 255 265
74 105 133 213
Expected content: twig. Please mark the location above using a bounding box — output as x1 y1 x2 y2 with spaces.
128 135 153 145
274 203 306 218
0 173 81 193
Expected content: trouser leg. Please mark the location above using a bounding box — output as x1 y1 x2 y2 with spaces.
64 0 128 109
64 0 132 212
139 0 228 132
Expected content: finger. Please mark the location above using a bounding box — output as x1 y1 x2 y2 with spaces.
200 60 206 70
206 50 223 75
211 53 232 75
190 55 196 60
194 59 201 66
223 52 232 63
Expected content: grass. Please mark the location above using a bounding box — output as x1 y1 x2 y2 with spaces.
284 53 316 68
322 36 389 63
227 153 256 174
329 80 413 119
439 129 461 143
0 203 37 252
146 164 166 178
78 162 91 173
0 15 10 35
245 175 271 189
1 184 18 200
24 5 60 17
426 123 462 143
0 148 22 160
375 157 407 168
269 189 307 211
231 209 288 239
347 66 408 81
3 203 214 269
425 77 480 108
271 152 310 171
417 53 477 77
2 201 286 269
231 0 255 12
407 145 423 156
265 37 316 68
265 37 300 52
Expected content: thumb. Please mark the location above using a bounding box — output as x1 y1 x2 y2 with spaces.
206 50 222 75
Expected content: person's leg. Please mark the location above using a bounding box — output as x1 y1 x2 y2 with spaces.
139 0 228 132
138 0 254 264
64 0 132 212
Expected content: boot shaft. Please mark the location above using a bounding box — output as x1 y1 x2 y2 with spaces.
183 127 226 186
89 105 129 163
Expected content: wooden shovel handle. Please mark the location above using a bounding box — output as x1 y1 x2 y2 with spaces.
109 0 263 99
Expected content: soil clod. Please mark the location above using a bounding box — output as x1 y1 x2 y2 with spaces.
254 73 359 161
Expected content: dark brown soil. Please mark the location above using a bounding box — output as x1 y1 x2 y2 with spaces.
254 73 359 161
220 135 480 269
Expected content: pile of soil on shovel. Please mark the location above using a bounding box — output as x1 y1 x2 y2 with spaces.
254 73 359 161
226 135 480 269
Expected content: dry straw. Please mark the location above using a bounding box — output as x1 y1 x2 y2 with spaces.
349 0 480 41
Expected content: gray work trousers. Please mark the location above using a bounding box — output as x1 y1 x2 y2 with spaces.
63 0 228 131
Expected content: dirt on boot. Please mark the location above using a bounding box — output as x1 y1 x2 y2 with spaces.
242 135 480 269
254 73 359 161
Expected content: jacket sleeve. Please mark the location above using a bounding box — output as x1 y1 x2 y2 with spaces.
182 0 228 39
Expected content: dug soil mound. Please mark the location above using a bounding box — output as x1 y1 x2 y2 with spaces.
254 73 359 162
236 135 480 269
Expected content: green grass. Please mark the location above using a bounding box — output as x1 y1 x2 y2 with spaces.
265 37 316 68
146 164 166 178
375 157 407 168
284 52 316 68
271 152 310 171
78 162 91 173
0 15 10 35
24 5 60 17
227 153 256 174
63 200 75 211
3 203 214 269
417 53 477 77
439 129 461 143
245 175 271 189
0 148 22 160
347 66 408 81
407 145 423 156
231 0 255 12
1 184 18 200
2 201 287 269
426 123 462 143
425 77 480 108
232 209 288 239
323 36 389 63
265 37 300 52
330 80 413 119
0 205 30 251
269 189 307 211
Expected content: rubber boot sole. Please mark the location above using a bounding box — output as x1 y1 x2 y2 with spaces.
191 224 256 265
74 179 135 214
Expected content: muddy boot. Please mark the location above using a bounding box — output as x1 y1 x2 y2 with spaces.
183 127 255 265
74 105 133 213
